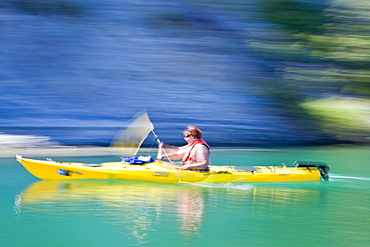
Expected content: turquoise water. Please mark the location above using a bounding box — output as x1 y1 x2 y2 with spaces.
1 146 370 247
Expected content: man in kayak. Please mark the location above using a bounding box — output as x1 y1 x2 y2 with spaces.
157 126 210 172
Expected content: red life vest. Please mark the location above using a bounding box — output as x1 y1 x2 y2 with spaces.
182 139 210 162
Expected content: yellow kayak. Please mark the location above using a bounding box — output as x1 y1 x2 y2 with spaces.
16 155 330 183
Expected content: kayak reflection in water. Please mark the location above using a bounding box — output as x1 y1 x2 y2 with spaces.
157 126 210 172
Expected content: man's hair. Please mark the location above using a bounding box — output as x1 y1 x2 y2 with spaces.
183 125 202 139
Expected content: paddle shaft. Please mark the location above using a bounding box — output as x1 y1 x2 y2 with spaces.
151 130 173 162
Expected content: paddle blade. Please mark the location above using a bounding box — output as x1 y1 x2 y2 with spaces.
110 110 154 156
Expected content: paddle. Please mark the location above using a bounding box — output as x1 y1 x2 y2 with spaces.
110 110 174 163
110 110 154 157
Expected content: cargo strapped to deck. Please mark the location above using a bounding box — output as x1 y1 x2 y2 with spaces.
121 155 155 165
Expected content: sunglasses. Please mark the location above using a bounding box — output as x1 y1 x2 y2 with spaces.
184 135 191 138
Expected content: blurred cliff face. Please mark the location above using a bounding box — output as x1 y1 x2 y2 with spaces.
0 0 369 146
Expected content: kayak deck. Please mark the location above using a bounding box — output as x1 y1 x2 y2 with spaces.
16 155 328 183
